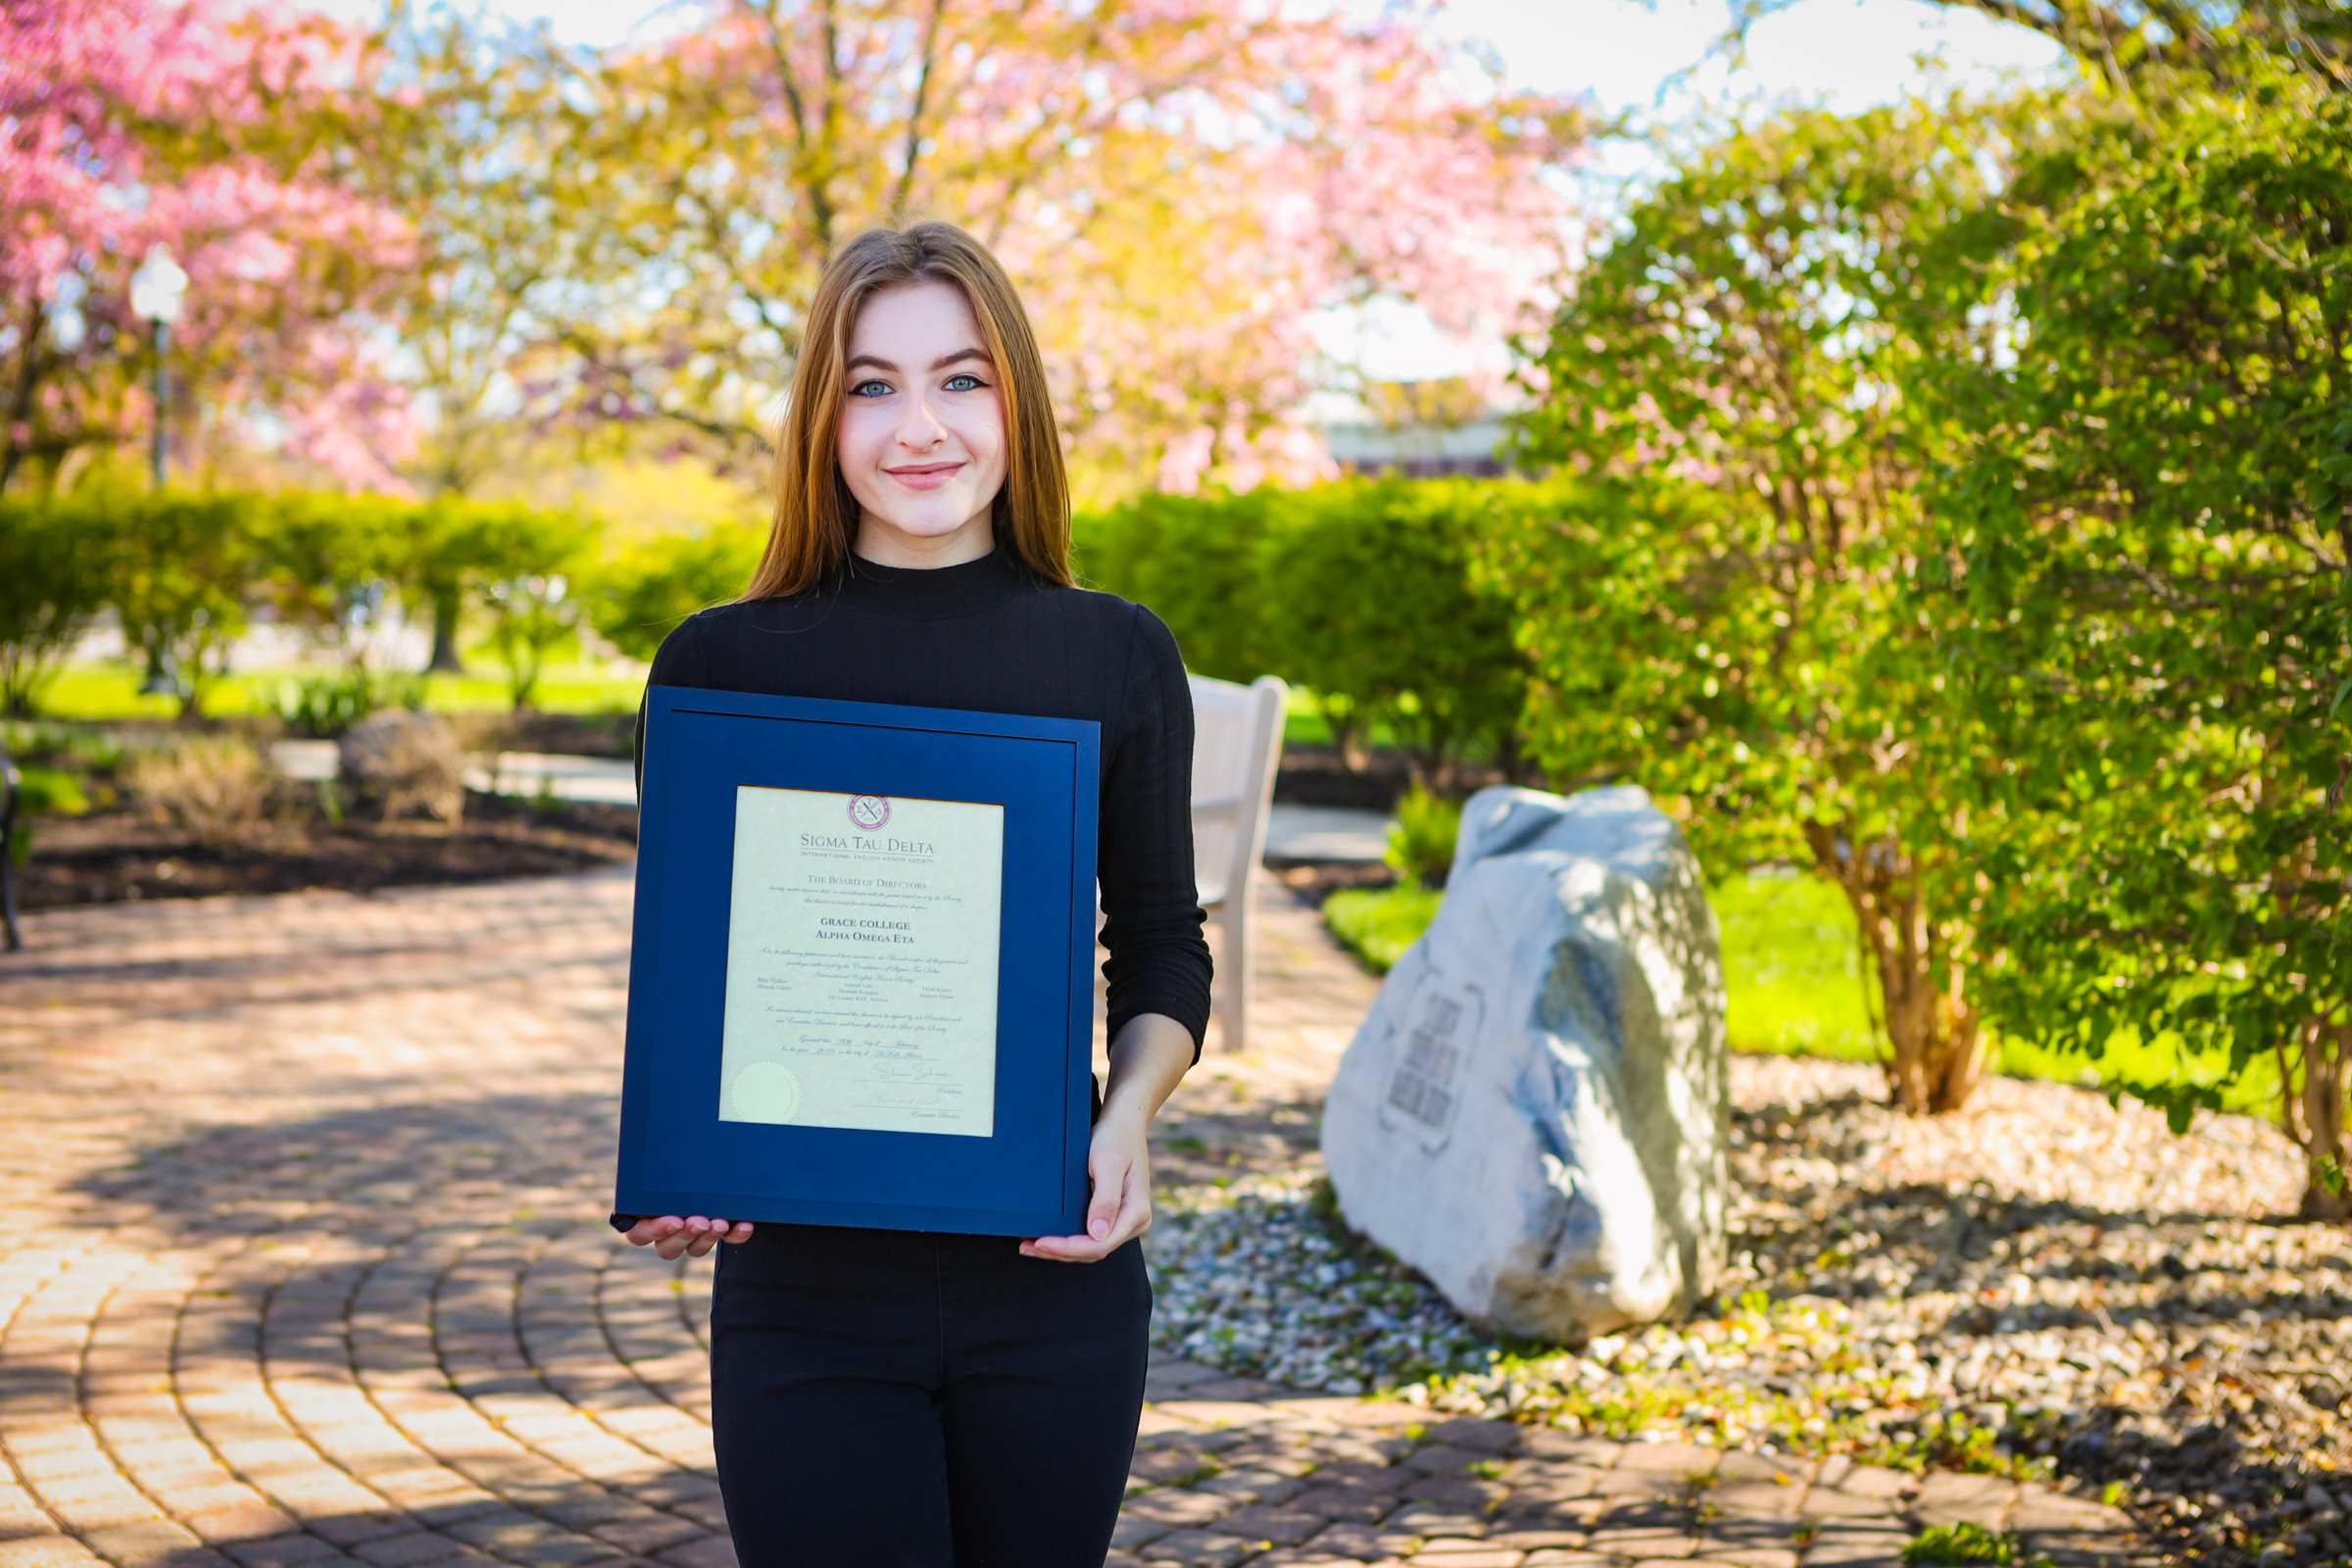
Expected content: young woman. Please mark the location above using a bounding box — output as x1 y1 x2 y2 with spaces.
610 219 1212 1566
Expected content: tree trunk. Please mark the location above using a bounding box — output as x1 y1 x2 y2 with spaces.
2263 825 2347 1224
425 589 466 674
1803 819 1990 1114
1405 741 1446 794
1495 726 1530 786
2293 1019 2351 1224
1324 704 1367 771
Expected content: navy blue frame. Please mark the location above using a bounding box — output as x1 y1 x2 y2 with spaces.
615 684 1102 1237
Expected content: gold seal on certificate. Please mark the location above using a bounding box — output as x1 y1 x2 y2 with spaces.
718 784 1006 1138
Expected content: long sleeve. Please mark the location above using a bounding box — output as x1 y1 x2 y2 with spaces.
1097 604 1214 1065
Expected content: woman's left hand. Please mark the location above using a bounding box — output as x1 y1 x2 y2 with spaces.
1020 1103 1152 1262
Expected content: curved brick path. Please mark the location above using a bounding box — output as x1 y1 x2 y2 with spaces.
0 868 2151 1567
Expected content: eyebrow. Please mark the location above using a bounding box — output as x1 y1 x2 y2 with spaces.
843 346 993 374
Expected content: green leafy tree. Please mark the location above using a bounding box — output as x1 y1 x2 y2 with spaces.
584 525 761 663
384 495 546 684
337 4 585 670
1494 96 2032 1113
256 491 412 667
467 504 597 710
0 495 114 715
1276 477 1530 789
1918 66 2352 1218
480 573 577 712
107 489 258 719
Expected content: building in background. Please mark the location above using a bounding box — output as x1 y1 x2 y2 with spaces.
1309 375 1520 479
1318 414 1514 478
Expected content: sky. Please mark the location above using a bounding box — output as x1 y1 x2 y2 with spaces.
295 0 2073 414
1323 0 2069 402
308 0 2071 101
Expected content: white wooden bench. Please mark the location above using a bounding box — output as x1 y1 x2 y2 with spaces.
1185 672 1289 1054
1092 670 1288 1055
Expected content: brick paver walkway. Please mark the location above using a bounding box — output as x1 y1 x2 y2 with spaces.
0 867 2151 1567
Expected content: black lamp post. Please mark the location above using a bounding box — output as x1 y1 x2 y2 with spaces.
130 243 188 700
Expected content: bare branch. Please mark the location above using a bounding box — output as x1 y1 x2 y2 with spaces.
890 0 948 220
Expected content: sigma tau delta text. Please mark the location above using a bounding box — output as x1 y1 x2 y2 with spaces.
799 832 937 856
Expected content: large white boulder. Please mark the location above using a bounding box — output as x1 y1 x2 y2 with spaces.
1319 783 1729 1344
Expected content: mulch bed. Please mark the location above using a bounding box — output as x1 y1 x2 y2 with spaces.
21 806 1389 914
4 714 1480 914
427 721 1525 817
1267 858 1404 907
13 781 1393 916
425 713 1521 813
1152 1055 2352 1568
1272 742 1523 812
13 790 639 910
496 709 638 759
461 727 1525 818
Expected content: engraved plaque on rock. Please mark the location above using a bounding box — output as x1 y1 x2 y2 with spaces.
1376 975 1485 1155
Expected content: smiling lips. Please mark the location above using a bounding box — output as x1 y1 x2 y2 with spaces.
886 462 962 490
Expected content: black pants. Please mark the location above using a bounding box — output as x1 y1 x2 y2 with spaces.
707 1096 1151 1566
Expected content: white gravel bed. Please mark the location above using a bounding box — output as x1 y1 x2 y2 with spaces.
1144 1054 2351 1568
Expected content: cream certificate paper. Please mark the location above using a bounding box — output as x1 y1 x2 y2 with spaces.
718 785 1004 1137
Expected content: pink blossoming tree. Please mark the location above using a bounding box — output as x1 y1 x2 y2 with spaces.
0 0 420 497
512 0 1591 502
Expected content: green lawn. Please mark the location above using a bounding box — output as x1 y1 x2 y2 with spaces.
1327 866 2283 1120
28 662 645 721
1279 687 1394 752
38 663 1453 762
45 662 1363 737
1274 688 1506 767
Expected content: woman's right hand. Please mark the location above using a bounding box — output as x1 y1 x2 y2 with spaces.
622 1215 755 1260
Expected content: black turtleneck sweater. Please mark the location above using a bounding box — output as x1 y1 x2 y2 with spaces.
621 536 1213 1166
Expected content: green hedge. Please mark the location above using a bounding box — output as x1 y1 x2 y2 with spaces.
1073 476 1543 783
1072 488 1284 683
589 526 764 662
10 476 1550 776
0 487 753 717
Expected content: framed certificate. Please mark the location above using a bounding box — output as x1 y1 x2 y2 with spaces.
614 684 1102 1238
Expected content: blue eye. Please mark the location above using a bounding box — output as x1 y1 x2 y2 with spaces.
850 372 988 399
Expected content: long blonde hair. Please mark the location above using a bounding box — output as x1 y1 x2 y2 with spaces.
741 220 1075 600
